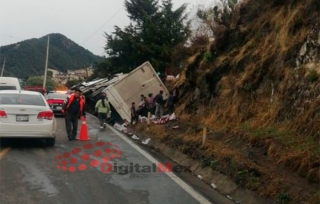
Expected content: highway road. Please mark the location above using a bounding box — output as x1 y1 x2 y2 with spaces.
0 114 233 204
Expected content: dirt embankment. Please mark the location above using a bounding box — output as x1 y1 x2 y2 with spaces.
129 117 318 204
130 0 320 203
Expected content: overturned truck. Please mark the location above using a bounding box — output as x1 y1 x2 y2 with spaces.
75 61 169 124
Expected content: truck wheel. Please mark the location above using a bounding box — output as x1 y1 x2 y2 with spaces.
46 138 55 146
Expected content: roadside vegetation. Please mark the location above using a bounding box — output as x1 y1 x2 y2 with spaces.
26 76 56 91
106 0 320 203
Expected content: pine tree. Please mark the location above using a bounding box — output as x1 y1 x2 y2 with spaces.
98 0 190 75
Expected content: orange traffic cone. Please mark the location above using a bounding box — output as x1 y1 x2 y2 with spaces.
77 116 90 141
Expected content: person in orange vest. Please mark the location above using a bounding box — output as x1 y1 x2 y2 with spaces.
61 88 86 141
80 93 85 102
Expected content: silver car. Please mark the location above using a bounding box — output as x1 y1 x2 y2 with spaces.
0 90 56 146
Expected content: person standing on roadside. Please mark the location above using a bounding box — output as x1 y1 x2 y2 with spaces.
166 91 174 115
148 93 155 115
131 102 138 125
80 92 85 102
62 88 86 141
154 90 164 119
173 87 179 105
95 92 110 129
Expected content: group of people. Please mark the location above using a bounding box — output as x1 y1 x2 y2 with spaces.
61 88 111 141
61 86 180 140
130 87 179 125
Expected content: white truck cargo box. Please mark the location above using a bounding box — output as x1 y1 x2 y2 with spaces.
104 61 169 122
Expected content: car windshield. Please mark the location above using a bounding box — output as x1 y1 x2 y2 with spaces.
47 93 68 99
0 86 17 90
0 93 46 106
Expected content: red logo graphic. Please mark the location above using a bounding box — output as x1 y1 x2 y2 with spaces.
55 141 123 173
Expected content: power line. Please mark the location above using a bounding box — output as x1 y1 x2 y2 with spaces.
0 34 22 39
81 6 124 45
0 34 24 46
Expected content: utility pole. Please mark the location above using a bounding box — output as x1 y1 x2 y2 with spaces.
86 64 92 79
1 58 6 77
43 35 50 89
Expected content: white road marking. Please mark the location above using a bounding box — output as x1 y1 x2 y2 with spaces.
107 124 212 204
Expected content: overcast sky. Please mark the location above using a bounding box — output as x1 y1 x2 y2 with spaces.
0 0 214 56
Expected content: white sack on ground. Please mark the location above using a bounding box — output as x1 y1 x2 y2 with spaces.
113 123 123 131
169 113 176 120
142 138 151 144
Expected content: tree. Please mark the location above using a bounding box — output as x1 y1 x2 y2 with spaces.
155 0 190 69
99 0 190 76
196 0 242 39
26 76 56 90
125 0 159 26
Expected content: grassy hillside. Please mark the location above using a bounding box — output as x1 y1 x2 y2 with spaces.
0 33 104 79
138 0 320 203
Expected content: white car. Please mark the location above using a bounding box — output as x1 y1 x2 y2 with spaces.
0 90 56 146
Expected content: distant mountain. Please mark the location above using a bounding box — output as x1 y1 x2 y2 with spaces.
0 33 105 79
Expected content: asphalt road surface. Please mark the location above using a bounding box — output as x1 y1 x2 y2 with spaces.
0 114 233 204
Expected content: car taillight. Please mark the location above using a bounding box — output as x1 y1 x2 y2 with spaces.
47 100 53 104
0 110 7 118
37 111 53 120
